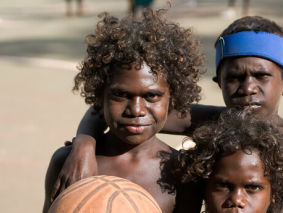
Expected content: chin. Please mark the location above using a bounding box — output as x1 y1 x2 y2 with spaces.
124 134 156 145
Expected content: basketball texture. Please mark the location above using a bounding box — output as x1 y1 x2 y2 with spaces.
48 175 162 213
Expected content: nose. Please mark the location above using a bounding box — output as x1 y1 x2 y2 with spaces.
224 188 246 209
124 97 146 117
238 76 258 96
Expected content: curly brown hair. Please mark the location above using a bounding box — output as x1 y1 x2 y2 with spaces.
214 16 283 81
73 9 204 115
159 109 283 213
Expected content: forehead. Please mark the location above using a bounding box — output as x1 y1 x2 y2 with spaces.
109 63 168 90
220 56 282 76
213 150 267 180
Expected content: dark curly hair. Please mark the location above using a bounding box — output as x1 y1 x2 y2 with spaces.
214 16 283 81
73 9 204 115
159 109 283 213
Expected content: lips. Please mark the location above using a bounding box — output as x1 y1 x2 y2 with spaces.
242 103 261 110
119 123 152 134
124 125 148 133
223 209 242 213
231 98 262 110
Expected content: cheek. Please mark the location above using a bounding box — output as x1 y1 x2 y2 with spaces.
223 81 238 94
221 84 234 105
263 81 282 105
205 182 225 211
104 100 124 124
151 99 169 121
258 187 271 209
206 192 225 212
249 193 271 212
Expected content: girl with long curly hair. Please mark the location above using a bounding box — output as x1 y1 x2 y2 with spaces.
160 109 283 213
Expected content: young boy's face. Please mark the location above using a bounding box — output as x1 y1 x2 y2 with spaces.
205 150 271 213
218 56 283 119
103 63 170 145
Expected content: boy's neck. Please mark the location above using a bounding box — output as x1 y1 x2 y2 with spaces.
266 113 283 128
96 131 162 156
272 114 283 134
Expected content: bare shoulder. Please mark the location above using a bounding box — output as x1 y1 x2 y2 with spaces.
43 146 72 213
154 138 177 153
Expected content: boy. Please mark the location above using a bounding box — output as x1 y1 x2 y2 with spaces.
43 9 204 213
160 109 283 213
52 15 283 200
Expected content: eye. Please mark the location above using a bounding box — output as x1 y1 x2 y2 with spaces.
144 92 162 102
245 184 264 193
254 72 271 81
114 91 126 97
225 74 241 83
214 181 231 191
111 90 129 100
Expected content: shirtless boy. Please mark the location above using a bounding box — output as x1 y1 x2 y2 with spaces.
161 109 283 213
43 9 204 213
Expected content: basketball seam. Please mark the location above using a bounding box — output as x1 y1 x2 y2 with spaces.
72 176 126 212
51 176 100 208
106 190 120 213
73 182 109 213
123 188 161 211
121 191 141 213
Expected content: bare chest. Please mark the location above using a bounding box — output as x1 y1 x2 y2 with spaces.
96 155 175 213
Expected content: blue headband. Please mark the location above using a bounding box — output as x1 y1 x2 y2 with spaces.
215 31 283 69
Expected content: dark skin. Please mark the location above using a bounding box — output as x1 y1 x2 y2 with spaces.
205 150 271 213
51 57 283 210
44 64 202 213
218 56 283 132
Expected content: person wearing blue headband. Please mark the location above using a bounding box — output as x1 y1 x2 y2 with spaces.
213 16 283 124
50 16 283 209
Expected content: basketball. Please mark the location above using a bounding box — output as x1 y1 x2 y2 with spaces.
48 175 162 213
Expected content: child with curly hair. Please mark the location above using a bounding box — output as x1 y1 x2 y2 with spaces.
160 109 283 213
43 9 204 213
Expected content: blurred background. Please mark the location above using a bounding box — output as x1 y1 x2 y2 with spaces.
0 0 282 212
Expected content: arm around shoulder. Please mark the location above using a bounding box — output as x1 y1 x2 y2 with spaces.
161 104 225 136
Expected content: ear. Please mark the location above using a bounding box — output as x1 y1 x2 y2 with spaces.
212 76 221 88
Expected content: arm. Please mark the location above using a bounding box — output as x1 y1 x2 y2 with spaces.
161 104 225 136
50 107 107 201
76 107 106 137
43 146 71 213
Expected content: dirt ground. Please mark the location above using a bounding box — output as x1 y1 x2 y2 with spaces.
0 0 282 212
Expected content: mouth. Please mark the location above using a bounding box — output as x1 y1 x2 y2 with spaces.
223 209 242 213
242 103 261 110
120 124 151 134
232 99 262 110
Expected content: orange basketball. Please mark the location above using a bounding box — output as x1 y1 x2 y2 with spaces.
48 175 162 213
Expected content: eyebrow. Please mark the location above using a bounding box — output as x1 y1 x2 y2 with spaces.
109 87 166 95
212 175 268 185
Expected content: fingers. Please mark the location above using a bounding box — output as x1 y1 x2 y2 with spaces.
59 177 69 194
50 177 61 202
50 175 70 202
